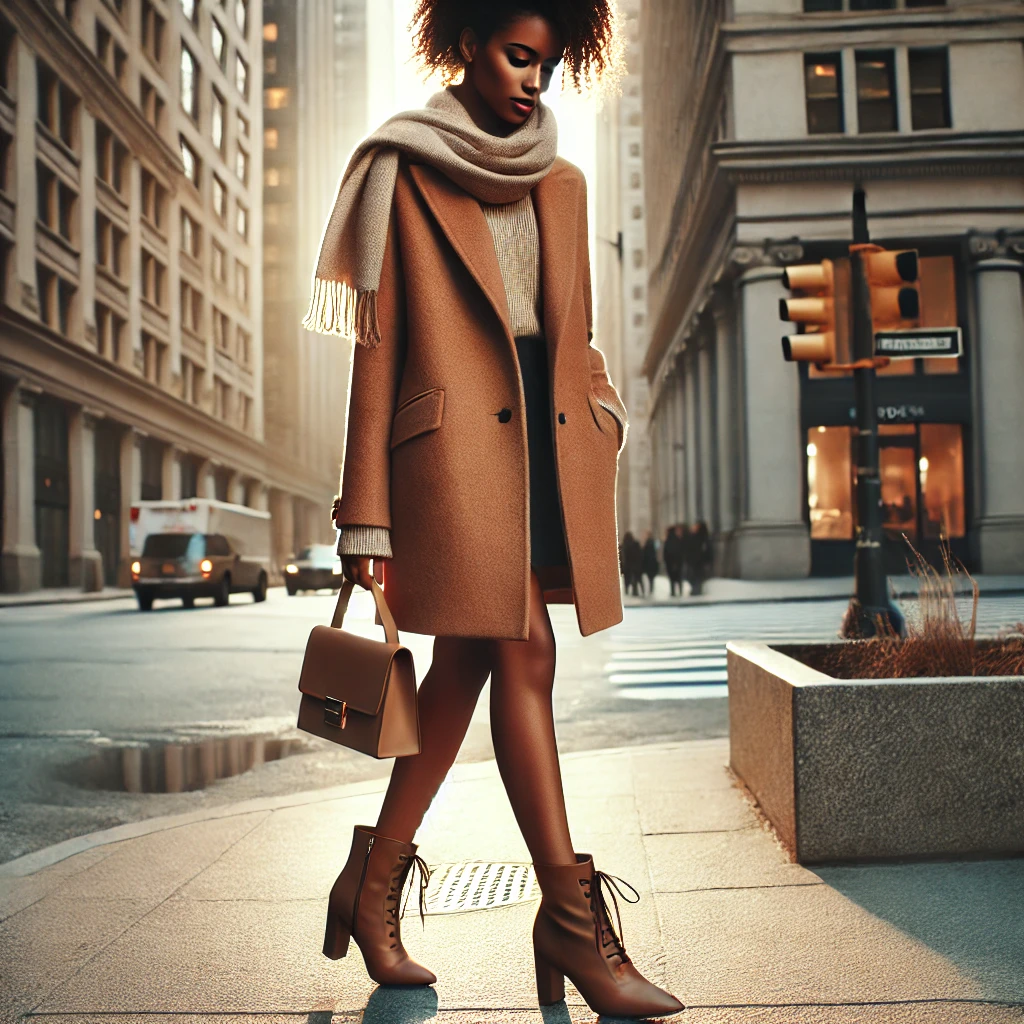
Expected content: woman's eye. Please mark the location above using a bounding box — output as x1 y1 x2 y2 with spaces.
508 56 530 68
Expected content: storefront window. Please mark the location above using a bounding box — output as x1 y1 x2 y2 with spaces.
807 426 853 539
879 425 918 542
920 423 965 538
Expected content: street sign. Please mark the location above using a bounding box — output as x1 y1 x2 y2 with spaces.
873 327 962 359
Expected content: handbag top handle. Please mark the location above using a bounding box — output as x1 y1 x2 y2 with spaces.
330 576 400 644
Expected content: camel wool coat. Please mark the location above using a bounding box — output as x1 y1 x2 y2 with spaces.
335 155 629 641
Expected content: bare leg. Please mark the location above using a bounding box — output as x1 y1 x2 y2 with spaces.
489 570 575 865
374 634 491 843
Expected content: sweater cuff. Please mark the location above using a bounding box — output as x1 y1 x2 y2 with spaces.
337 525 393 559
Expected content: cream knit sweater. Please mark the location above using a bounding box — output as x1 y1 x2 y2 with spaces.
338 196 542 559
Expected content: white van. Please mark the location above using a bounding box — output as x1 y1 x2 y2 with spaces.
130 499 272 611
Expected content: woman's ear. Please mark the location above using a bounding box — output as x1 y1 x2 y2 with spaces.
458 27 478 65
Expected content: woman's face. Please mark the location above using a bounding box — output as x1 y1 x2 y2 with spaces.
460 14 564 127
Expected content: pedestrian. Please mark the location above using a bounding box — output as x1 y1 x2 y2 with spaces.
303 4 682 1019
686 521 713 597
663 523 684 597
621 531 643 596
642 529 659 597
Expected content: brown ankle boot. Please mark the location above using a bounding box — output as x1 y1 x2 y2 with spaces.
532 853 684 1019
323 825 436 986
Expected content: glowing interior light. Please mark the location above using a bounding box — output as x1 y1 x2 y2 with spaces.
919 457 930 473
807 443 818 457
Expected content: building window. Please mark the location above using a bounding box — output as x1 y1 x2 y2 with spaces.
807 427 853 539
181 208 201 258
0 16 14 93
909 48 950 130
263 21 278 42
236 260 248 306
140 76 166 131
856 51 896 133
180 44 198 120
212 174 227 221
96 213 126 279
95 302 125 362
181 356 204 406
235 54 248 98
0 130 11 193
37 264 76 336
239 393 252 431
264 167 280 187
237 110 250 137
235 0 248 34
264 86 289 110
141 169 166 229
264 53 277 75
211 88 225 153
181 280 203 332
141 1 164 64
141 249 167 308
236 202 248 240
142 332 168 386
95 21 127 84
211 18 226 69
237 326 251 366
213 306 230 352
96 122 127 194
235 145 249 184
180 135 200 185
804 53 844 134
212 239 226 283
264 127 278 149
36 163 78 245
37 62 79 150
213 375 231 420
180 0 198 27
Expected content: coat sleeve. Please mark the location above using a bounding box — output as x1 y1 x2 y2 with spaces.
577 172 629 453
334 202 406 551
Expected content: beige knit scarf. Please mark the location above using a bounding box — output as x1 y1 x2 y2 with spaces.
302 86 558 348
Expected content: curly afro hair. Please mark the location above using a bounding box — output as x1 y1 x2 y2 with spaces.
408 0 624 93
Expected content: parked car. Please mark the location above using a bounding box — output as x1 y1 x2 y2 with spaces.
284 544 343 595
130 499 271 611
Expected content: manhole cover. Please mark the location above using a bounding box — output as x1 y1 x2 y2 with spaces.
421 862 537 915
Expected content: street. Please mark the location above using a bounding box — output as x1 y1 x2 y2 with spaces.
3 585 1024 866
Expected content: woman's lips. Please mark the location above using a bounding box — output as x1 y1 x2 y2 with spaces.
511 98 534 116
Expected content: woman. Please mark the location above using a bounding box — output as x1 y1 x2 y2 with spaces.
686 521 713 597
302 2 684 1018
641 529 659 598
664 523 684 597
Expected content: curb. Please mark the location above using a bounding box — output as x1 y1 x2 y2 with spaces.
0 589 134 609
0 739 720 880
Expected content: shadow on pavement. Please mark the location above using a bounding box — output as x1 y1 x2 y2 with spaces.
814 859 1024 1002
361 985 439 1024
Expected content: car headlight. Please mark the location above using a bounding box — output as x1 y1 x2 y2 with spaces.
332 564 342 575
285 563 299 574
131 561 141 575
200 558 213 574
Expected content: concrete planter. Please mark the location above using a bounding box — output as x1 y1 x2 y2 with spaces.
726 641 1024 864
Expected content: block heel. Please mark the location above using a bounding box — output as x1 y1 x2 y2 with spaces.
534 946 565 1005
323 907 351 960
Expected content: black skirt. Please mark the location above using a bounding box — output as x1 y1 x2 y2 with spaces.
515 334 569 569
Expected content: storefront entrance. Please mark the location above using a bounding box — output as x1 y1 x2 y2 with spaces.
94 421 121 587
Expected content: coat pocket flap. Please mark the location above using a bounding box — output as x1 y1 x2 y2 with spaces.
297 625 403 715
390 387 445 450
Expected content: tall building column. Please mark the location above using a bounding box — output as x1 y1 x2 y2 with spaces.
245 479 269 512
68 408 103 591
161 445 182 501
196 459 216 499
733 264 810 579
698 335 715 526
684 354 699 523
117 428 142 586
713 290 738 574
270 489 295 566
1 380 41 592
972 254 1024 570
226 470 245 506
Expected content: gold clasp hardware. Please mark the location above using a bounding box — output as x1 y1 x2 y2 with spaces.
324 696 348 729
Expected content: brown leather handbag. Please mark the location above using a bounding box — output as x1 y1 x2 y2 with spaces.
296 576 420 758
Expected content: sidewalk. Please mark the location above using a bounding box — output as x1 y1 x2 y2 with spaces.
2 739 1021 1023
0 586 134 609
622 572 1024 607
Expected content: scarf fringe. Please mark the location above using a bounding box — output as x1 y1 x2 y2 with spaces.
301 278 381 348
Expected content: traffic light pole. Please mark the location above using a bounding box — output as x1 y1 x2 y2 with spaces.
847 188 906 638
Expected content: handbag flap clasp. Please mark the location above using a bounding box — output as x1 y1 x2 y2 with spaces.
297 624 402 716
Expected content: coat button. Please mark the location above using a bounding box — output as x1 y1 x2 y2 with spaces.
558 412 566 424
498 408 512 423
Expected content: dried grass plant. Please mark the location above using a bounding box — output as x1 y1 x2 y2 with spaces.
799 541 1024 680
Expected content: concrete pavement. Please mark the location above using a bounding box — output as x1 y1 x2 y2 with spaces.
2 738 1021 1024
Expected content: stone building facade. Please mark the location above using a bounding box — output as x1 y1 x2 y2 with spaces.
640 0 1024 578
0 0 327 594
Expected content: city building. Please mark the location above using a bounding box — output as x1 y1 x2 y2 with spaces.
0 0 327 594
640 0 1024 578
261 0 393 569
594 0 655 546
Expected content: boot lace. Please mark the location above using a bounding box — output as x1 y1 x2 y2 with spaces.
383 852 432 949
580 870 640 963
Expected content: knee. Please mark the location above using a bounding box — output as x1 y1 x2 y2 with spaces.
433 636 492 692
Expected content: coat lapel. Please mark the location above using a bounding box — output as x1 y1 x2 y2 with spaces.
407 163 511 338
533 162 580 362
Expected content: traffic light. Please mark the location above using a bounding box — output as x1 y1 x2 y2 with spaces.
863 247 920 334
780 259 837 365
